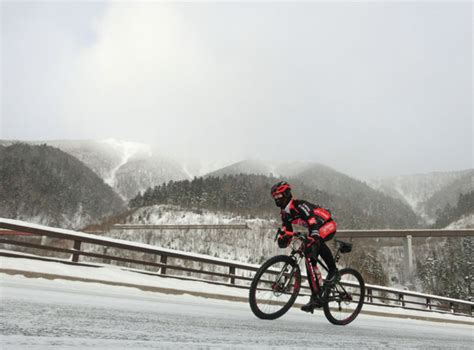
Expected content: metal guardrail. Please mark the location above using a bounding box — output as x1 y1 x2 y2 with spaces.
336 229 474 238
110 225 474 237
112 224 250 230
0 218 472 317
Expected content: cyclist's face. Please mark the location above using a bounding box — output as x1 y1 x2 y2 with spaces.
272 192 286 208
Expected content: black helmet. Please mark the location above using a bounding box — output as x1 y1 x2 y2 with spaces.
271 181 292 208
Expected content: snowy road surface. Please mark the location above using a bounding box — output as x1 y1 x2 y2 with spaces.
1 275 472 349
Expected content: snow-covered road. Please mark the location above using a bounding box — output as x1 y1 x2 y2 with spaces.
1 275 472 349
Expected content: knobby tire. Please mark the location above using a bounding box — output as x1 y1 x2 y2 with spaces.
249 255 301 320
323 267 365 325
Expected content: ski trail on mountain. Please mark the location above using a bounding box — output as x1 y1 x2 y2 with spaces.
100 139 151 189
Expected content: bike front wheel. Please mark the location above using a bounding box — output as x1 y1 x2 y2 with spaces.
249 255 301 320
323 268 365 325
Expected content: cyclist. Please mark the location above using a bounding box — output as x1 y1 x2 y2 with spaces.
271 181 338 312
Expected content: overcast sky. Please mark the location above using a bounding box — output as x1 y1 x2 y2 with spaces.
1 1 472 179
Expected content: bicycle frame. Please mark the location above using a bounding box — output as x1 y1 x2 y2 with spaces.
288 234 344 297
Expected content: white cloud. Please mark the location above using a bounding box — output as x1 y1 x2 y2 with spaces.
2 2 472 178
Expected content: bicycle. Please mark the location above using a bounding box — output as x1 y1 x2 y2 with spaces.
249 232 365 325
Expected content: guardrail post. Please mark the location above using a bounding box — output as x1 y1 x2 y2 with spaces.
426 298 432 310
366 288 373 303
398 293 405 308
450 302 454 314
229 266 236 284
71 240 82 262
160 255 168 275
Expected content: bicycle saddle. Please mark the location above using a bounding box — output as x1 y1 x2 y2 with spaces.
335 239 352 253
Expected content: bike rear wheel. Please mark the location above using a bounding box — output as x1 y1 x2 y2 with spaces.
249 255 301 320
323 267 365 325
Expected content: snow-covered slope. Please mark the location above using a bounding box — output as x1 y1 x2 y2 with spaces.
113 153 192 200
51 139 193 200
97 139 152 188
368 169 473 224
1 139 192 200
0 143 125 229
205 159 409 202
100 205 416 288
108 205 279 265
203 159 420 229
205 159 314 179
446 214 474 229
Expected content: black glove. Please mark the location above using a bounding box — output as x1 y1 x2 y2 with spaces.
277 229 293 248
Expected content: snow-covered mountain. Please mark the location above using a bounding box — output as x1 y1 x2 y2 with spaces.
50 139 194 200
0 143 125 229
2 139 468 229
205 159 315 179
0 139 193 200
202 159 419 228
205 159 390 198
367 169 473 224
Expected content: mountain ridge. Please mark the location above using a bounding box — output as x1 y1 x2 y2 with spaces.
199 159 420 228
1 139 469 229
367 169 473 224
0 139 192 200
0 143 126 229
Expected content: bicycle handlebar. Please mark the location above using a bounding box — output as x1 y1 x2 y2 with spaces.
274 229 308 241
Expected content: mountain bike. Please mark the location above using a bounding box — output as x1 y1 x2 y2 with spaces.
249 232 365 325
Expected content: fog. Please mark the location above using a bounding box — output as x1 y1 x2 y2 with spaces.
1 1 472 179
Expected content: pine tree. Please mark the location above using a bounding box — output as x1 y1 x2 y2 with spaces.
417 237 473 300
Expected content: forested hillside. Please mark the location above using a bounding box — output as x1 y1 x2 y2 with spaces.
368 169 473 224
0 143 125 229
0 139 191 200
425 171 473 221
433 191 474 228
130 174 419 229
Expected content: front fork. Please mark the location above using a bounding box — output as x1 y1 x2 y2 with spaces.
275 254 303 292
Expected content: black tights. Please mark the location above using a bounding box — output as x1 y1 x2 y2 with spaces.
310 240 336 273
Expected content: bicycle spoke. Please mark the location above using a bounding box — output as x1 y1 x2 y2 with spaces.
323 268 365 325
249 255 301 319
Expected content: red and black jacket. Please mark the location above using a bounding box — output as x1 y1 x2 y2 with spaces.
280 199 336 240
